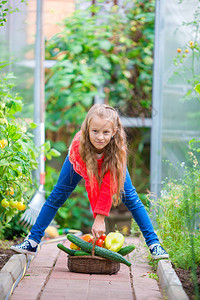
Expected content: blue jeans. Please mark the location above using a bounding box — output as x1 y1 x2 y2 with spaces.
29 156 159 246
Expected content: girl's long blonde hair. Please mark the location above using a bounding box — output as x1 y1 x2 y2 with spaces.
79 104 127 206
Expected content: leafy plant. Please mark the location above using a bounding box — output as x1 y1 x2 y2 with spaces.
0 73 60 238
1 214 28 240
151 153 200 297
45 0 155 138
122 0 155 115
0 72 39 232
148 272 158 281
0 0 27 27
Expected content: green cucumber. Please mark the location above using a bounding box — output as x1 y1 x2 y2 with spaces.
57 243 77 256
74 250 91 256
66 234 131 267
118 245 135 256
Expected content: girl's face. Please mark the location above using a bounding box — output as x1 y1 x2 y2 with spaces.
89 116 116 152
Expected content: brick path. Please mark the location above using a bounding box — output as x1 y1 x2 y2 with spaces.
10 236 163 300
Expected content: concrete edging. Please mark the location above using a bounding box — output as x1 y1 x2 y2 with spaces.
157 259 189 300
0 253 28 300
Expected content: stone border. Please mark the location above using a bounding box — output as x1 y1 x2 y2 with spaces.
0 253 30 300
0 237 69 300
157 259 189 300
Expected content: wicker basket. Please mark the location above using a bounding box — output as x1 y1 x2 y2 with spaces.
67 255 120 274
67 237 120 275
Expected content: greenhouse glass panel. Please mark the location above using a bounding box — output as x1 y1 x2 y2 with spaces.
162 0 200 179
151 0 200 196
0 0 36 119
0 0 75 119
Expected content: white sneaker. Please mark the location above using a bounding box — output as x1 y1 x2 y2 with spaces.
150 245 169 259
10 240 38 255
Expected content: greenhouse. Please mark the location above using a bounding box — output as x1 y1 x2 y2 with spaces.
0 0 199 299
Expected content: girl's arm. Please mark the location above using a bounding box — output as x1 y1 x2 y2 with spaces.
91 214 106 239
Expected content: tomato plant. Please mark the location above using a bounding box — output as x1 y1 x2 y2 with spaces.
1 199 9 208
0 71 60 237
9 200 18 209
16 202 26 211
0 73 39 233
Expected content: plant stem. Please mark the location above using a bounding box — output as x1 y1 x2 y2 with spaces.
184 172 200 299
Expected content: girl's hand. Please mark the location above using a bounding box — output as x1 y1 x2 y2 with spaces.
91 214 106 239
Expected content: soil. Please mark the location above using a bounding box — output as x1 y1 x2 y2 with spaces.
0 238 23 271
174 265 200 300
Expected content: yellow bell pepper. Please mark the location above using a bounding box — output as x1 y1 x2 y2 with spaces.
104 232 124 252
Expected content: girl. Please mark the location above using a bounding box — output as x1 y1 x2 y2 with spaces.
11 104 168 259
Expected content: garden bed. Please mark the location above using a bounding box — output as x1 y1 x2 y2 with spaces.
174 265 200 300
0 238 23 271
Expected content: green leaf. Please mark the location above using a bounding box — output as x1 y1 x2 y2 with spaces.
110 54 120 63
0 159 9 166
8 168 19 178
0 61 10 69
69 44 83 54
143 56 153 65
99 40 112 51
5 73 17 80
95 55 111 70
194 83 200 95
53 141 68 152
46 153 52 160
9 101 23 115
29 122 38 129
11 133 22 141
50 149 61 157
7 124 17 135
58 209 68 219
44 141 51 152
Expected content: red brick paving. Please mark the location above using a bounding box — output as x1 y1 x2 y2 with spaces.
10 236 163 300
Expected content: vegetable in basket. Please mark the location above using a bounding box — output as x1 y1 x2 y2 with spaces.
67 233 131 266
104 232 124 252
88 233 107 247
118 245 135 256
70 233 93 250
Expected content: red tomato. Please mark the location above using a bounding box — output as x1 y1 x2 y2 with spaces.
100 234 106 241
96 238 104 247
88 238 94 244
